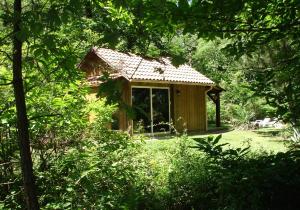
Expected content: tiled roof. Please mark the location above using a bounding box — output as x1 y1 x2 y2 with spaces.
92 47 214 85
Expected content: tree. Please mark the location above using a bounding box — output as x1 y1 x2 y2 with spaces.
1 0 92 208
11 0 39 208
1 1 176 207
171 0 300 124
242 40 300 125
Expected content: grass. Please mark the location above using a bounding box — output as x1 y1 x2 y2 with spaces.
140 128 289 177
143 128 288 158
193 128 288 153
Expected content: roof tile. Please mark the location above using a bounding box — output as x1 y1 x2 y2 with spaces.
93 47 214 85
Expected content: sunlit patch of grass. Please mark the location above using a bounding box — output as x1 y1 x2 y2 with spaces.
144 128 288 158
217 129 287 153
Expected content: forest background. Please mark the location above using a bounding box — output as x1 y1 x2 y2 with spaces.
1 0 300 209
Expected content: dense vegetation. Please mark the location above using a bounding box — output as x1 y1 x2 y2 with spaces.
2 103 300 209
1 0 300 209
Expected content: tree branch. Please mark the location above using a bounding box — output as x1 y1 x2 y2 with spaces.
29 113 62 121
0 32 13 45
0 50 13 61
0 81 12 86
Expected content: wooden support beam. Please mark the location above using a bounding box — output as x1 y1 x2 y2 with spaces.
216 92 221 127
207 92 217 103
207 91 221 127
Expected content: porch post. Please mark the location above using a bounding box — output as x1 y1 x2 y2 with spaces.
216 92 221 127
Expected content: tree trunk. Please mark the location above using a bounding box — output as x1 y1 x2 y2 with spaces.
12 0 40 209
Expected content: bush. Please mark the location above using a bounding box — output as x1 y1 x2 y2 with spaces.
168 135 217 209
36 100 143 209
167 135 300 210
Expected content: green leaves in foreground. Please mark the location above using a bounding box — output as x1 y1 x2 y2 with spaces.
192 135 250 160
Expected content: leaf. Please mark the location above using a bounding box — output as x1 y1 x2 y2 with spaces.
213 134 222 144
66 187 73 192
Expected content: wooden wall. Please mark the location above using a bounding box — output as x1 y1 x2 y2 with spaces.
120 82 208 132
79 51 118 81
173 84 207 132
118 80 132 131
86 86 98 122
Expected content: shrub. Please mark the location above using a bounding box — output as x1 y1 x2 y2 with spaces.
168 135 300 210
36 99 143 209
168 135 217 209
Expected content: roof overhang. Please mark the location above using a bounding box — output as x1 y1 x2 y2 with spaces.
130 79 215 86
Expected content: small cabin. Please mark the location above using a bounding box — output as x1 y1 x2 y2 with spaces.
79 47 221 134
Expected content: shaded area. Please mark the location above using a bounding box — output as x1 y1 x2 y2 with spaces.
254 128 281 137
207 85 225 127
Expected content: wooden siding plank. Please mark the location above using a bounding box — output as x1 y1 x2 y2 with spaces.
173 84 207 132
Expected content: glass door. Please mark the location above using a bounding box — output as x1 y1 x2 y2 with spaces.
132 87 170 133
152 88 170 132
132 88 151 133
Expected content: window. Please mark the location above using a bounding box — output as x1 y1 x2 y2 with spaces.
132 87 170 133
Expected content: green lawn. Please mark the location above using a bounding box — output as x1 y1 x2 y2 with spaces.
193 128 288 153
144 128 288 156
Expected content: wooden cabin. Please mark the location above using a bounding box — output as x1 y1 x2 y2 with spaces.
79 47 220 134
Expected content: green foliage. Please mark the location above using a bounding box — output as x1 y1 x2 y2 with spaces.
2 114 300 210
168 135 214 209
1 0 300 209
242 40 300 125
38 130 139 209
166 134 300 210
0 85 90 209
194 39 276 126
192 135 250 160
193 39 233 83
0 99 139 209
